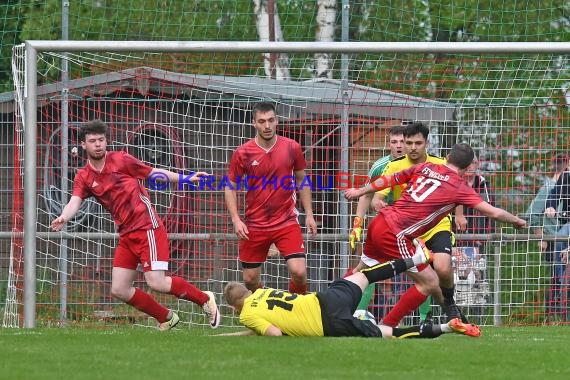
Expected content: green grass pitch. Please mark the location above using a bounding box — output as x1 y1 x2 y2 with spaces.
1 326 569 380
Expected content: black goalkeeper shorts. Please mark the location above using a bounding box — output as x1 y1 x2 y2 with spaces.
316 279 381 338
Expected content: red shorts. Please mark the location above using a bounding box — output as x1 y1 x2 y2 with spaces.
239 223 305 266
113 226 170 272
362 214 428 271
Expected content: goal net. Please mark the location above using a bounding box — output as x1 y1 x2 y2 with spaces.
4 41 570 328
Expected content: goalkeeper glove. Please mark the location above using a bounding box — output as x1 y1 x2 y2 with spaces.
349 216 363 251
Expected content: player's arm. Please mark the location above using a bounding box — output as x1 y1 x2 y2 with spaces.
223 325 282 336
524 185 548 227
263 325 284 336
215 330 257 336
50 195 83 231
149 168 210 183
371 192 388 212
375 161 399 200
473 201 526 228
350 163 385 248
295 169 317 237
240 311 282 336
349 158 387 249
349 192 373 250
344 169 412 200
354 192 374 219
224 180 249 240
545 173 567 217
522 185 549 251
454 205 467 231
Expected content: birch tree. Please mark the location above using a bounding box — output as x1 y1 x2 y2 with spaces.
314 0 336 78
253 0 291 79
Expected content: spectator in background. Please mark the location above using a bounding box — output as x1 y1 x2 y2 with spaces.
525 154 567 262
452 155 495 324
543 154 570 321
455 155 495 255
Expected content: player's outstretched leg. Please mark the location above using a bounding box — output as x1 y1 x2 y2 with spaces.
448 318 481 337
417 238 435 324
203 291 221 329
158 311 180 331
361 240 433 284
443 297 469 323
168 276 221 328
388 318 480 339
412 238 434 264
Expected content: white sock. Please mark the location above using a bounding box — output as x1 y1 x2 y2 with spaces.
440 323 452 333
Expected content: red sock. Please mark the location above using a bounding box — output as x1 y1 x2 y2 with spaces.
169 276 209 306
382 286 428 327
342 268 354 278
289 279 307 294
127 288 170 323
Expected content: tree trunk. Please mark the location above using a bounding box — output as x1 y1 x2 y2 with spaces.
315 0 336 78
253 0 291 80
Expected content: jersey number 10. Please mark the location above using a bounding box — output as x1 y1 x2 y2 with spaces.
406 177 442 202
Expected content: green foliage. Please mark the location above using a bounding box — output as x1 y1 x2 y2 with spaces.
0 0 27 93
19 0 257 42
2 0 570 89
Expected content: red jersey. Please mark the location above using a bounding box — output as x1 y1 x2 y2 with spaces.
227 136 306 230
380 162 483 239
72 151 162 234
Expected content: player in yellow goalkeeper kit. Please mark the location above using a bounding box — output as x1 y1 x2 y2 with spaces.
348 125 405 312
222 245 480 338
367 123 467 326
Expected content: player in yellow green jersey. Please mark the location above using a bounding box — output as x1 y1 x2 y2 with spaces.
222 243 480 338
348 125 405 313
367 123 468 325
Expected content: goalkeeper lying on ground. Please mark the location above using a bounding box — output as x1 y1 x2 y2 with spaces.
222 243 480 338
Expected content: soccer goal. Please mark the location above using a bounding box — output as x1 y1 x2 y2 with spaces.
5 41 570 328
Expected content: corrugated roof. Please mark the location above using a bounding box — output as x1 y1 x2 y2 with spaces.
0 67 455 121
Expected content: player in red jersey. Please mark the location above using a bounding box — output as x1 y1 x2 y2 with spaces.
225 102 317 294
51 120 221 330
345 143 526 327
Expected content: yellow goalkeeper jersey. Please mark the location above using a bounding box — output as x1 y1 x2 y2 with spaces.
240 288 324 336
378 153 452 241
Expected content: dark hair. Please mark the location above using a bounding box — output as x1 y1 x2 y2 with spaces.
388 125 406 136
447 143 475 169
79 120 110 142
252 101 276 120
551 153 568 173
403 122 429 139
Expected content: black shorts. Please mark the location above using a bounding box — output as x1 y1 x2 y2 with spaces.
316 279 381 337
426 231 453 255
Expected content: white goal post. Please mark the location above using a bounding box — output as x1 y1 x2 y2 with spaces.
15 41 570 328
